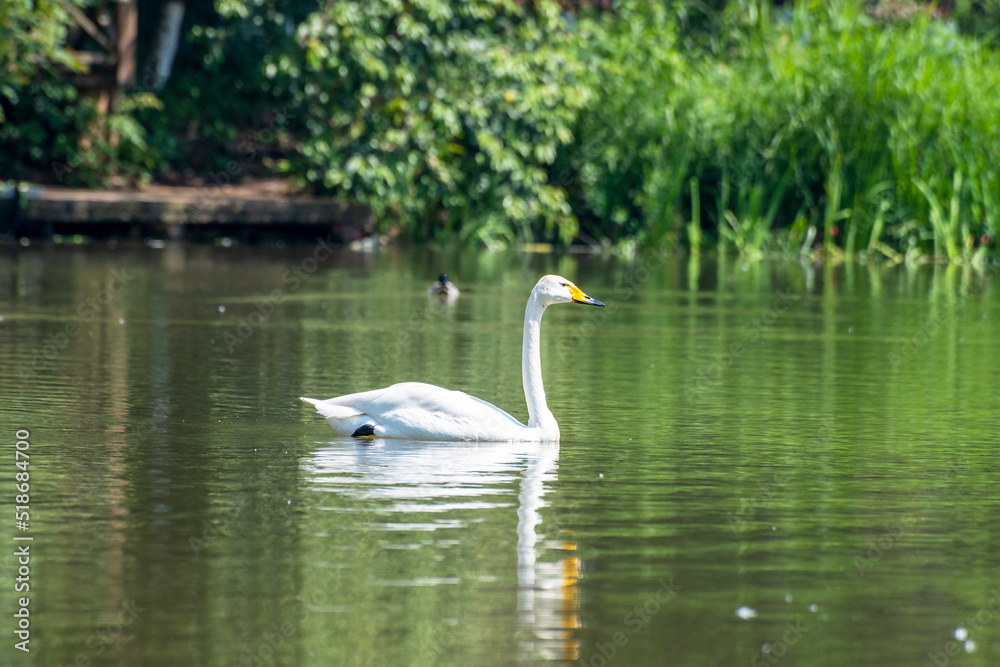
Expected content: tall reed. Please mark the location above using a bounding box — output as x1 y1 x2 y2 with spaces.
570 0 1000 259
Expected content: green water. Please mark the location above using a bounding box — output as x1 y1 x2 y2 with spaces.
1 242 998 667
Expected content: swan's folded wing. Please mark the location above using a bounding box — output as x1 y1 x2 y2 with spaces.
305 382 527 440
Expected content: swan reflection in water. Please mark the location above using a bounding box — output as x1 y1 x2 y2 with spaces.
304 439 581 662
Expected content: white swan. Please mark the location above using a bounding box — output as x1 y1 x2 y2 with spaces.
300 275 604 441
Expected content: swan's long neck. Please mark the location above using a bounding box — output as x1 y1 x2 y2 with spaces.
522 292 557 436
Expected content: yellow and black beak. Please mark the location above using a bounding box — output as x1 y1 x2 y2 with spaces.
568 284 605 307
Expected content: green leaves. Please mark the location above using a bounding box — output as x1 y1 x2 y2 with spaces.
5 0 999 258
285 0 588 245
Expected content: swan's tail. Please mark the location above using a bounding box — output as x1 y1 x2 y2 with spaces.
300 397 371 436
300 396 362 419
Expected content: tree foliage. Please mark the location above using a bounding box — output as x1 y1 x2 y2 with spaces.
3 0 1000 257
274 0 591 245
0 1 92 166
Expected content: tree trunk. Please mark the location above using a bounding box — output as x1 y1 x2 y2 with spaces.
149 1 186 90
115 0 138 91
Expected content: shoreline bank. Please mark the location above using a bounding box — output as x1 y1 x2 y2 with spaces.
1 182 374 243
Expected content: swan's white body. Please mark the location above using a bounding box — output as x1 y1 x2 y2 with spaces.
301 275 604 442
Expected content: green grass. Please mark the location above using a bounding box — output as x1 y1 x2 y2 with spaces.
570 0 1000 261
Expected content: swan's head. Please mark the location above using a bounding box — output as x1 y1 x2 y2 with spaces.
533 275 605 308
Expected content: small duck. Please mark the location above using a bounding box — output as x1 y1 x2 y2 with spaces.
428 274 460 300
